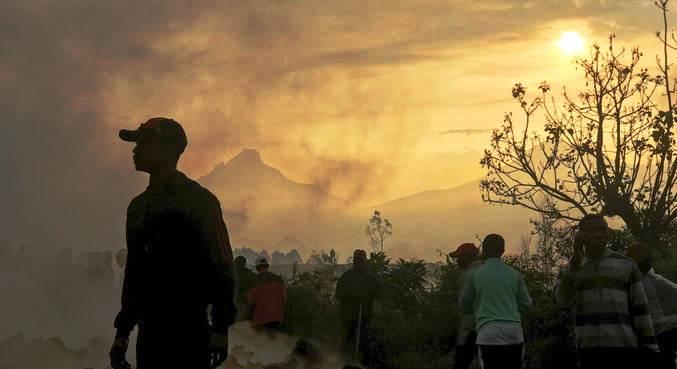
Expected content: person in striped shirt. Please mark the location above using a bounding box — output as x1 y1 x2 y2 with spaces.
554 214 658 369
627 242 677 369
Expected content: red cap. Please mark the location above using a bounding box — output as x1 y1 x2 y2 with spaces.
449 243 479 258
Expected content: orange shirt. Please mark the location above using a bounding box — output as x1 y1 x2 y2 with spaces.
247 271 287 326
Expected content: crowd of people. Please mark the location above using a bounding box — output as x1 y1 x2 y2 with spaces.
446 214 677 369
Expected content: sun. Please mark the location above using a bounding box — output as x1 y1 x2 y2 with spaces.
558 31 585 55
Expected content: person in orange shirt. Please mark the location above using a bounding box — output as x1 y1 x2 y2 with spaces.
247 256 287 332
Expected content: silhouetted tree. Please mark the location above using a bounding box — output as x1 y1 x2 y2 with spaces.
481 2 677 250
366 210 393 253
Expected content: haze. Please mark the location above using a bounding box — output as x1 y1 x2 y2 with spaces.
1 0 668 257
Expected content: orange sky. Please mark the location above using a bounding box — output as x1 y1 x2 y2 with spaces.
2 0 673 249
87 1 666 205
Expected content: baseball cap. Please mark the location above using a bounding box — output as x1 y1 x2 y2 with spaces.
255 256 270 267
449 243 479 258
119 117 188 154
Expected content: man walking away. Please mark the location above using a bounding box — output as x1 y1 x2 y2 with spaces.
449 243 482 369
554 214 658 369
247 256 287 332
627 242 677 369
336 249 379 366
234 256 256 321
110 117 236 369
459 234 531 369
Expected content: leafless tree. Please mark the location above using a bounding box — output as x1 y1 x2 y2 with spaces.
480 1 677 249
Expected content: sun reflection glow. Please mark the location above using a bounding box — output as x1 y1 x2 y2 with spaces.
558 31 585 55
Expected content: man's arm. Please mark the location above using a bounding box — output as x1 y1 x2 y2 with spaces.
113 204 141 338
553 269 578 309
516 274 532 314
198 194 237 334
628 263 659 351
458 272 475 315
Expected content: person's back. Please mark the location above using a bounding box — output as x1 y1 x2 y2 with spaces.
335 249 379 366
247 258 286 329
469 259 528 330
336 267 379 320
459 234 530 369
627 242 677 369
449 243 482 369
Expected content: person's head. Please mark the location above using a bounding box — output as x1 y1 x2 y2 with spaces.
352 249 367 269
119 117 188 174
255 256 270 272
234 255 247 269
449 243 479 269
626 241 654 274
482 234 505 259
579 214 609 259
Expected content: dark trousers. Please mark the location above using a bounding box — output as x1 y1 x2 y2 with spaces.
659 329 677 369
452 333 477 369
577 348 637 369
479 344 522 369
342 317 372 366
136 321 211 369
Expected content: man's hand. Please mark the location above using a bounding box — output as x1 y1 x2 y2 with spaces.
209 332 228 368
109 336 131 369
571 231 586 269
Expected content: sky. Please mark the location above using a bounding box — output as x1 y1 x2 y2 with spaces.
0 0 671 251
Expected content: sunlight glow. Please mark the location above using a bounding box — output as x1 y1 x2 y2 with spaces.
558 31 585 55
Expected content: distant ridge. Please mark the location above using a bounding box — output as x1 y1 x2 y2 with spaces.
200 149 534 259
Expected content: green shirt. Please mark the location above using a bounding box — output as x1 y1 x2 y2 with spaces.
459 257 531 331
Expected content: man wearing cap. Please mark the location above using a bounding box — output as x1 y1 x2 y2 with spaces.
459 234 531 369
336 249 380 365
246 256 287 331
110 117 237 369
449 243 482 369
627 242 677 369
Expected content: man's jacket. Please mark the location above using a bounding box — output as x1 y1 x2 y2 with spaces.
247 271 287 326
114 171 236 337
336 267 379 323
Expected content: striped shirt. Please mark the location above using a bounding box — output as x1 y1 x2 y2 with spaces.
554 249 658 350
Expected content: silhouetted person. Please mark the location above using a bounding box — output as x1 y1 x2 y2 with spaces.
449 243 482 369
110 117 236 369
554 215 658 369
627 242 677 369
234 256 256 321
459 234 531 369
247 256 287 331
335 249 379 365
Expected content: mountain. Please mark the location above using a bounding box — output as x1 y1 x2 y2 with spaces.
200 149 534 259
199 149 358 251
374 181 535 258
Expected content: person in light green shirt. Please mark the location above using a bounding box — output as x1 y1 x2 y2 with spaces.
459 234 531 369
